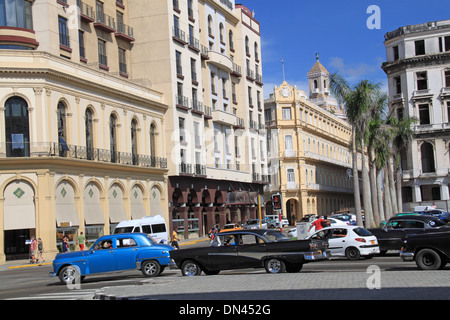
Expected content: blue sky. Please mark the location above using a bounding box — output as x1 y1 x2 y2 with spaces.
239 0 450 97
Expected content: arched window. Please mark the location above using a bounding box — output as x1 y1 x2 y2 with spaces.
219 23 224 43
245 36 249 55
131 119 138 165
254 42 259 60
5 96 29 157
0 0 33 30
421 142 435 173
207 15 213 36
85 108 94 160
228 30 234 50
150 123 156 159
57 101 67 156
109 114 118 163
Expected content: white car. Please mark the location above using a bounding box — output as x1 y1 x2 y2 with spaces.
287 218 348 238
307 225 380 260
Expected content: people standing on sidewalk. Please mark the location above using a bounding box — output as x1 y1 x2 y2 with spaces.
171 227 180 249
62 235 70 253
77 232 86 251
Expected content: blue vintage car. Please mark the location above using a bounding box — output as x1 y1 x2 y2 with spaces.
50 233 174 284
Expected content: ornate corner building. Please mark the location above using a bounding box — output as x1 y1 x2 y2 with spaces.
382 19 450 210
264 58 361 224
0 0 169 262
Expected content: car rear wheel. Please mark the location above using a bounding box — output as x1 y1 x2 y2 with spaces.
345 247 361 260
415 249 443 270
181 260 202 276
141 260 161 277
264 258 286 274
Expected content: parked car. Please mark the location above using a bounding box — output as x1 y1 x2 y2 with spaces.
114 215 169 244
287 218 348 239
330 214 356 225
368 215 449 254
243 219 268 229
400 231 450 270
307 226 379 260
50 233 174 284
170 229 330 276
219 223 243 233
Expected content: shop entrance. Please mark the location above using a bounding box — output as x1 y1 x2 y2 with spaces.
4 229 32 260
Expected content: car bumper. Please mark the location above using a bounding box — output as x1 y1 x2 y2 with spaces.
400 251 414 262
359 245 380 256
304 250 330 261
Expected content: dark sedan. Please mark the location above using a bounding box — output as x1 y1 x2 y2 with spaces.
368 215 449 254
170 229 329 276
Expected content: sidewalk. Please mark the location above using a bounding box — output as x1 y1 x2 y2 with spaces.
0 236 209 272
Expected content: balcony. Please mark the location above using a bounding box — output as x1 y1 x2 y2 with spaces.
188 35 200 53
173 27 187 46
94 12 116 33
191 100 204 115
0 142 167 169
207 51 233 73
115 22 134 42
180 163 193 175
77 1 95 22
175 95 190 111
212 109 237 126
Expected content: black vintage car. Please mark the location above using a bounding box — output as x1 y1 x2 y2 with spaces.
368 215 449 254
170 229 329 276
401 231 450 270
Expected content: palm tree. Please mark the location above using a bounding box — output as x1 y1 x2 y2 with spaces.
329 74 381 227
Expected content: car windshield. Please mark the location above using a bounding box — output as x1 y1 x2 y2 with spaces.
146 234 157 245
263 230 289 242
353 227 373 237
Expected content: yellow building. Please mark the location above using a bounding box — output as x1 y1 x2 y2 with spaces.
264 59 361 223
0 0 168 262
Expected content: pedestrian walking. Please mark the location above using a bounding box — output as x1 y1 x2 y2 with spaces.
77 232 86 251
171 227 180 249
29 236 38 264
62 235 70 253
37 238 44 263
308 216 329 232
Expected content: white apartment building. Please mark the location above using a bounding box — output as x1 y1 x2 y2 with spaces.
382 19 450 210
128 0 267 237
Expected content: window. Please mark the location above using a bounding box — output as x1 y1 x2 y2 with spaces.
416 71 428 90
5 96 30 157
421 142 435 173
418 103 430 125
190 58 197 82
57 102 67 156
394 76 401 94
211 72 216 93
79 31 86 58
179 117 185 142
284 135 293 156
447 102 450 123
110 114 118 163
219 23 224 43
176 51 182 76
207 15 213 36
150 123 156 158
415 40 425 56
254 42 259 60
58 16 69 47
229 30 234 50
98 39 107 66
445 70 450 88
393 45 399 60
85 108 94 160
0 0 33 30
245 36 250 56
282 107 291 120
131 119 138 165
118 48 127 74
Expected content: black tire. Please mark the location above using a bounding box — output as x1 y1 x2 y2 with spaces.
264 258 286 274
58 265 81 285
181 260 202 276
141 260 161 277
286 263 303 273
415 249 443 270
345 247 361 260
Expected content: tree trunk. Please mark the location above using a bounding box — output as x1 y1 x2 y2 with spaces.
377 167 385 222
369 147 380 226
383 164 393 219
361 137 373 228
352 128 363 226
387 155 398 214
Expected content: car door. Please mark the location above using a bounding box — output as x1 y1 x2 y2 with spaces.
383 220 406 250
114 237 140 271
327 228 348 257
207 234 238 270
235 234 267 268
88 238 116 274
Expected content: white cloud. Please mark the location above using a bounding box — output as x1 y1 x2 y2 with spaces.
328 57 381 82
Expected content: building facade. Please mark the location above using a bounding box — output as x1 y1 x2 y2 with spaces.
0 0 169 262
264 59 358 223
382 20 450 211
127 0 267 238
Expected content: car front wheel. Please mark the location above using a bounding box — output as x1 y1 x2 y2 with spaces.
345 247 361 260
141 260 161 277
59 265 81 285
181 260 202 276
264 258 286 274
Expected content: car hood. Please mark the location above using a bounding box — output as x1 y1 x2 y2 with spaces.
54 250 89 261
